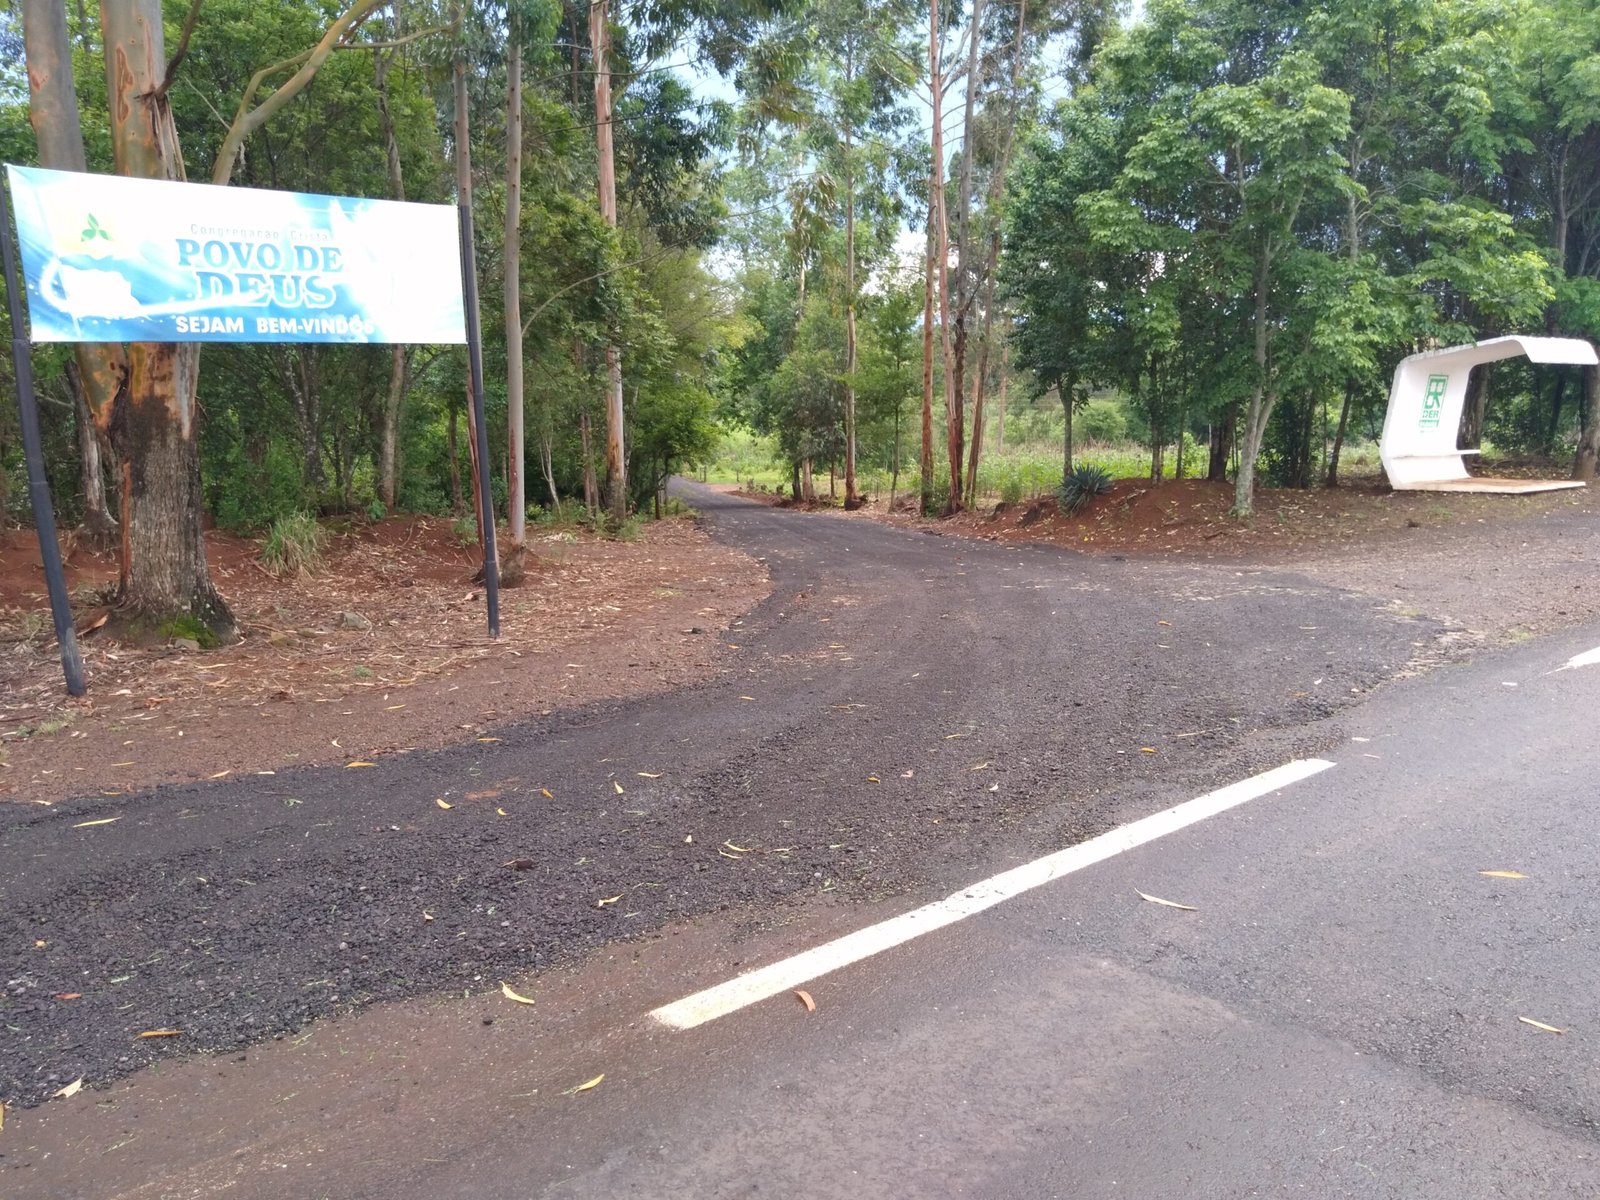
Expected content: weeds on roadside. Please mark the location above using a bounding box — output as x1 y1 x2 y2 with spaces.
260 512 327 577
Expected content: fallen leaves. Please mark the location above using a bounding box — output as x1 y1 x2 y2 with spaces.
866 774 880 783
52 1078 84 1100
500 982 536 1006
795 989 816 1013
1139 747 1158 754
1479 870 1527 879
1137 890 1197 911
346 761 376 769
72 817 120 829
540 788 553 799
612 781 624 795
503 857 534 870
53 993 81 1002
637 772 662 779
596 895 623 908
1518 1016 1565 1035
566 1073 604 1095
136 1029 183 1039
435 798 454 810
496 807 509 817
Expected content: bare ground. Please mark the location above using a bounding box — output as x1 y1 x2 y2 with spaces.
0 516 770 806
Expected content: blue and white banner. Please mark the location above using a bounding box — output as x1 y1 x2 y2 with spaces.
5 165 466 345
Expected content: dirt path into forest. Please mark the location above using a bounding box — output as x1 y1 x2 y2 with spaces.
748 474 1600 642
4 478 1600 1197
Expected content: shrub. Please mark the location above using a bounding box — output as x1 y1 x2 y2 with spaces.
1077 399 1127 443
1058 464 1114 515
260 512 327 577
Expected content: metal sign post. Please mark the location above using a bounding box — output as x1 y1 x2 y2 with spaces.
0 173 87 695
457 202 500 637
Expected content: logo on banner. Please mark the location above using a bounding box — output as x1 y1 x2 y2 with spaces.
1419 374 1447 431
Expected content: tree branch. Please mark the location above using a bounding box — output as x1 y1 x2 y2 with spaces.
211 0 388 186
157 0 206 98
341 24 455 52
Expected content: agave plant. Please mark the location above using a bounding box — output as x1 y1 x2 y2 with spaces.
1057 464 1114 515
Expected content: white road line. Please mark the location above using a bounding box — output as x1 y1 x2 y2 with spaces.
650 757 1335 1031
1556 645 1600 672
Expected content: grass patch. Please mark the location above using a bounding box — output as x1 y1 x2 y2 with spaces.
260 512 327 578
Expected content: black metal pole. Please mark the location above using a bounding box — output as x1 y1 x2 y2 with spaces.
0 172 86 696
457 202 500 637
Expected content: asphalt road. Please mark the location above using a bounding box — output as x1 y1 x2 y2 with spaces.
10 485 1590 1197
411 618 1600 1200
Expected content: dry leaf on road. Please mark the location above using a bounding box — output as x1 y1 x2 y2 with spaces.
567 1073 604 1095
346 761 376 768
1479 870 1528 879
73 817 121 829
637 772 663 778
500 982 536 1006
596 895 623 908
136 1030 182 1039
52 1078 84 1100
435 798 454 810
613 781 624 794
1137 890 1198 911
795 989 817 1013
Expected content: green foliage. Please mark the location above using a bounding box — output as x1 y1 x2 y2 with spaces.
1058 465 1115 515
1078 400 1127 443
260 513 328 579
157 615 221 650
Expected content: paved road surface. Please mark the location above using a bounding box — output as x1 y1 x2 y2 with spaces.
5 486 1596 1197
374 615 1600 1200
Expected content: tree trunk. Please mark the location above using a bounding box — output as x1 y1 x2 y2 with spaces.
20 0 131 438
1060 379 1075 480
801 458 815 503
929 0 956 515
1574 362 1600 482
965 235 1001 502
920 209 936 514
453 55 489 564
580 409 599 516
447 398 463 516
374 47 408 512
890 383 903 509
1208 406 1234 481
1544 372 1567 456
502 22 527 581
539 432 560 512
842 62 860 509
944 0 985 517
591 0 627 521
101 0 234 640
996 339 1008 453
1233 240 1276 517
1327 378 1354 488
66 361 118 550
1458 364 1492 450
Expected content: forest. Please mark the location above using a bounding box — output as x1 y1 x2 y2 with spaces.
2 0 1598 641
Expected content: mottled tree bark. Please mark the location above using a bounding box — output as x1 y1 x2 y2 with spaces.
101 0 234 639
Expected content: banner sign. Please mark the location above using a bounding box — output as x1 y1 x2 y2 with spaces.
4 165 466 345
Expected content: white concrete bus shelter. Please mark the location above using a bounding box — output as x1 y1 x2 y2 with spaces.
1379 335 1598 493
